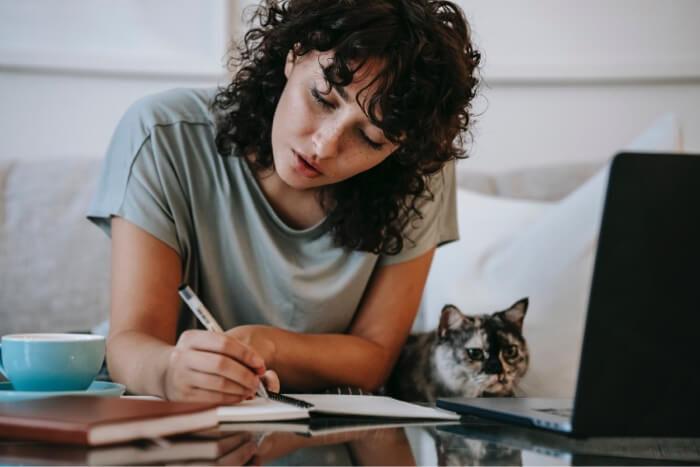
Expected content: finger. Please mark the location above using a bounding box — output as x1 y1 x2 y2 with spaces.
261 369 280 393
246 454 263 466
215 441 258 466
188 370 256 398
217 432 253 452
183 350 261 391
179 330 266 371
171 386 249 404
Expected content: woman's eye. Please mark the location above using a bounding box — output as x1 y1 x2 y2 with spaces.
361 132 384 150
466 348 484 361
310 87 333 109
502 345 518 359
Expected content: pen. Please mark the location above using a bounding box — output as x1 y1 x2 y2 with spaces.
177 284 269 400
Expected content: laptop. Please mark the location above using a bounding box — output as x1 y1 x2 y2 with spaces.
437 152 700 437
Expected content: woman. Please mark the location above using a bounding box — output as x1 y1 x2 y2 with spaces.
88 0 480 402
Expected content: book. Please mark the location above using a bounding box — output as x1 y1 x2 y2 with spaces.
216 393 460 423
0 433 248 465
0 395 219 446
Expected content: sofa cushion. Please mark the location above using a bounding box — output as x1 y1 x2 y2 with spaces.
0 158 110 334
456 160 606 201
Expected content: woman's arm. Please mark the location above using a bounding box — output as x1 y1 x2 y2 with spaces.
229 247 436 392
110 214 434 396
107 217 273 401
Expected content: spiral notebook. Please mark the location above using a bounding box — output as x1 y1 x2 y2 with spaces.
216 393 460 423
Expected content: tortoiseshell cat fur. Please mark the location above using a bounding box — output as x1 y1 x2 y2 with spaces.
384 299 529 402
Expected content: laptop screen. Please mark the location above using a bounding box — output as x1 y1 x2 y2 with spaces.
572 152 700 436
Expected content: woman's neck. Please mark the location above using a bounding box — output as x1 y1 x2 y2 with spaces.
252 163 326 230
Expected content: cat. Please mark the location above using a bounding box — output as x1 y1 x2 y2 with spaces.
422 426 523 467
384 298 529 402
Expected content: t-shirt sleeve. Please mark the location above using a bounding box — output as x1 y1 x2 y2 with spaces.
378 159 459 266
86 100 184 256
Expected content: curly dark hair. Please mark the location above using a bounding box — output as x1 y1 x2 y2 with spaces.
213 0 480 255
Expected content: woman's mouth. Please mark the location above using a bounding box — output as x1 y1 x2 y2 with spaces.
292 150 322 178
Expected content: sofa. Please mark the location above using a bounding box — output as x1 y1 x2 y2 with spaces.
0 114 683 396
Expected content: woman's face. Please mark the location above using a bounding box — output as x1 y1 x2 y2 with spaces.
270 50 398 191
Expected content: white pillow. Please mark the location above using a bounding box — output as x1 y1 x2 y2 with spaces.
418 191 552 327
417 166 608 398
416 172 605 397
483 166 609 397
418 112 683 398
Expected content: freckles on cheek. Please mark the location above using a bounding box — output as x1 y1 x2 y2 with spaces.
355 150 390 171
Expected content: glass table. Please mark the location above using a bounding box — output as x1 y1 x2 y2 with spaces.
1 414 699 465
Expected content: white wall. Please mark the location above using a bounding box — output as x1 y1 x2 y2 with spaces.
0 0 234 160
1 0 699 171
457 0 700 170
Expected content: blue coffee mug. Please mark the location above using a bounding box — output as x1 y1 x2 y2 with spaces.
0 333 105 391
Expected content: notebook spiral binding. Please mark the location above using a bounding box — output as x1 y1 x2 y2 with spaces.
268 392 314 409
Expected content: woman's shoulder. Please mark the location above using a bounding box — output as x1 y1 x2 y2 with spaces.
121 87 218 132
99 87 228 193
106 87 221 167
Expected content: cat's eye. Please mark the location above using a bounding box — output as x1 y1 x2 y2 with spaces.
466 348 484 361
502 345 519 359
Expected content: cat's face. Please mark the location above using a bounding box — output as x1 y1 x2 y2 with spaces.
434 299 529 397
429 428 522 466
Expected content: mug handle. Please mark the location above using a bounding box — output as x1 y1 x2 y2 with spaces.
0 343 6 378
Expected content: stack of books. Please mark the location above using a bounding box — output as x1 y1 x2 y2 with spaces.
0 396 220 446
0 392 461 464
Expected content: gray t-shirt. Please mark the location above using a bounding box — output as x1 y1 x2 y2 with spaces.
87 88 458 335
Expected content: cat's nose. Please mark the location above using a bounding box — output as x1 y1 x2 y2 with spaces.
483 358 503 374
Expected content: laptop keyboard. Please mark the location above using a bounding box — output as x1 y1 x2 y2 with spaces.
536 407 573 418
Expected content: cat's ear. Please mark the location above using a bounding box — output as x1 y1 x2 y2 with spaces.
439 305 471 338
497 297 528 331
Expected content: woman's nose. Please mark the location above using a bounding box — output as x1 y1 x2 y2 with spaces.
311 120 342 160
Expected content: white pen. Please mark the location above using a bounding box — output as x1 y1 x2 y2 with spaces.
177 284 269 400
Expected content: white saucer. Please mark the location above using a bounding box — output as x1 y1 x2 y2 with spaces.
0 380 125 402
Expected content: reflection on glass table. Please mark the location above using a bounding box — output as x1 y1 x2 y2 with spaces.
1 416 698 466
433 416 700 466
0 422 423 466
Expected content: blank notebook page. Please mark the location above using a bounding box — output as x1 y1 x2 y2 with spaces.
216 397 309 422
293 394 460 420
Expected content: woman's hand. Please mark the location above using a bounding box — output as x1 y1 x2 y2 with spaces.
226 325 279 392
261 369 281 393
212 432 261 466
109 218 279 400
227 325 280 395
163 329 268 403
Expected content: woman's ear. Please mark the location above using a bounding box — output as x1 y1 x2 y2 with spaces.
285 43 305 79
284 49 295 79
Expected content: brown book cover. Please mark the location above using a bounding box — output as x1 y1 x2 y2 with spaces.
0 433 251 465
0 396 219 446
